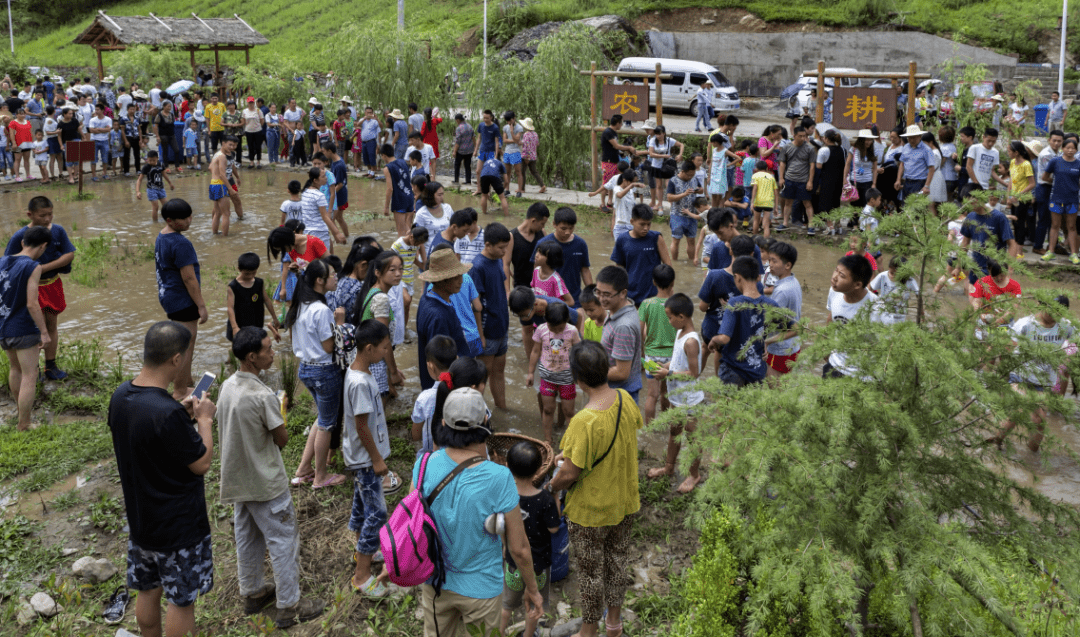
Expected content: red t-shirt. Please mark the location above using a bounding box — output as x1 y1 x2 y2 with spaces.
970 275 1022 301
8 119 32 146
288 235 327 264
421 117 442 152
332 120 347 142
845 250 878 272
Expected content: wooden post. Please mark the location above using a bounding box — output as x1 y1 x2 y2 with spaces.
907 61 917 128
190 48 197 83
78 157 84 197
815 60 825 123
96 48 105 82
590 61 598 189
214 48 221 99
245 47 250 66
655 63 663 127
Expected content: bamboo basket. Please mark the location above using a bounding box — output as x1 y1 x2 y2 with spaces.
486 433 554 488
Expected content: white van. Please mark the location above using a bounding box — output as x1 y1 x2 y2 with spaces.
616 57 740 115
791 68 862 115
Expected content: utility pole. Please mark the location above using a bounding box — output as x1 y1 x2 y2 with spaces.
483 0 488 78
7 0 14 54
398 0 404 31
1060 0 1069 97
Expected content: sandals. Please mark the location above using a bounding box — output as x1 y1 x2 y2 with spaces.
312 474 346 489
350 575 388 598
290 473 315 487
382 471 402 495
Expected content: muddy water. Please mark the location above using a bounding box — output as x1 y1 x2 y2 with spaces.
7 172 1080 506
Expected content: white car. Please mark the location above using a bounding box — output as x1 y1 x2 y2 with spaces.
789 68 862 115
616 57 741 115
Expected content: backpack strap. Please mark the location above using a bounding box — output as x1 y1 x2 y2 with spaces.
425 455 484 508
591 391 623 469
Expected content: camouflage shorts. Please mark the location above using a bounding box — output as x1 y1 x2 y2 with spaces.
127 535 214 607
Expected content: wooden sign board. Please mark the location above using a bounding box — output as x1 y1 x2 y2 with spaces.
832 87 897 132
602 84 649 120
65 141 96 163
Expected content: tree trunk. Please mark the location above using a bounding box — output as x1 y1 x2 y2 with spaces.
909 601 924 637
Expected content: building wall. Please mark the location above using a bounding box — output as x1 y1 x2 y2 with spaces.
652 31 1018 97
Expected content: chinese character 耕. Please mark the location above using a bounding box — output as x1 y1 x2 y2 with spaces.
843 95 885 124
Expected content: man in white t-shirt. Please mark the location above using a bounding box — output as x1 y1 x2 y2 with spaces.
18 83 33 101
116 87 133 114
77 95 94 130
283 98 305 163
79 77 98 99
149 82 163 111
87 104 113 181
966 128 1007 191
823 253 882 379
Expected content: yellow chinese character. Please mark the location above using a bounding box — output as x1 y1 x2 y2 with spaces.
843 95 885 124
610 92 641 116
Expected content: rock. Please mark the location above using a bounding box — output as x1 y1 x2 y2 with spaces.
30 592 59 617
556 601 572 620
72 556 118 584
700 18 715 25
16 600 36 626
550 618 584 637
500 14 640 62
61 547 78 556
114 629 140 637
414 606 424 621
622 608 637 625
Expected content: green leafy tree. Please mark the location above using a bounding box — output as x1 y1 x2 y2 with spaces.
231 54 317 109
108 45 192 89
461 23 613 188
664 193 1080 635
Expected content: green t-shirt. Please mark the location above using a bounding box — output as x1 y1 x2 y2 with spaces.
638 296 676 358
583 317 604 343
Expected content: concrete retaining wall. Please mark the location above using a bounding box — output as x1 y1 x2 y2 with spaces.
653 31 1018 97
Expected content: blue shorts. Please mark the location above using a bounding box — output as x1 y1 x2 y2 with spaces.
477 151 497 162
781 181 812 202
147 187 166 201
482 336 508 357
348 467 388 556
298 362 342 432
467 338 484 357
209 184 228 201
504 151 522 165
1049 202 1078 215
185 148 197 158
127 535 213 607
669 214 698 239
717 361 752 387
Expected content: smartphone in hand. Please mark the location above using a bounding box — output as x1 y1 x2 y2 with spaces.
192 372 217 400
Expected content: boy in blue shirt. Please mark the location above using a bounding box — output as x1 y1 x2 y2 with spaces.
531 208 593 306
479 157 510 216
473 109 502 195
470 223 512 409
706 208 765 274
708 256 780 387
183 119 199 171
611 204 672 305
154 199 207 400
698 235 760 375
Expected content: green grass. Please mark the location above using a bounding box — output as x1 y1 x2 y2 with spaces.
12 0 1064 68
0 421 114 491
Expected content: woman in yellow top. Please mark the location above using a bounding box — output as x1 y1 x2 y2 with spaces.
204 94 226 154
550 340 641 637
1007 140 1036 246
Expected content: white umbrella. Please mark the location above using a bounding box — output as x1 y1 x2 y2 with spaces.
917 79 943 91
166 80 195 96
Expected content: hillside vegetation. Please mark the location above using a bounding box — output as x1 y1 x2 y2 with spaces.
5 0 1066 69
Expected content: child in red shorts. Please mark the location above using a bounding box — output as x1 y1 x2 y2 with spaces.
525 301 581 444
5 196 76 380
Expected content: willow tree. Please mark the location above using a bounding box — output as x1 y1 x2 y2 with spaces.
231 54 318 110
461 24 613 189
323 22 452 114
108 45 191 89
666 193 1080 636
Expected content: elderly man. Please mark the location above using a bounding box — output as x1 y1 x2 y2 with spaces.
894 124 936 203
108 321 217 637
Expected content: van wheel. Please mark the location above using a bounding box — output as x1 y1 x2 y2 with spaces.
689 101 699 118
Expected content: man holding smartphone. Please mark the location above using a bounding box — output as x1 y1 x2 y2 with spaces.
107 321 217 637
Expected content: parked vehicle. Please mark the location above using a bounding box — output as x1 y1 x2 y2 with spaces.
788 68 861 114
615 57 740 115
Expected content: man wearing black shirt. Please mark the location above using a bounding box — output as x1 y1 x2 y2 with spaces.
108 321 217 637
5 89 25 116
599 114 639 212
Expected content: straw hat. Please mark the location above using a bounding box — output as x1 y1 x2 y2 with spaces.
340 95 353 104
307 97 319 105
856 129 878 139
133 90 148 99
991 94 1006 102
418 249 471 283
1025 139 1045 157
703 80 713 87
641 118 657 130
520 117 535 131
102 75 114 83
389 108 405 119
903 124 925 137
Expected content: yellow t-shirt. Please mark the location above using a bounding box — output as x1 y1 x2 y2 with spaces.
583 318 604 342
752 171 777 208
1009 158 1033 197
561 389 642 527
206 103 225 132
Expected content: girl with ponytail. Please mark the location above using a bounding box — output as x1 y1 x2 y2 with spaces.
349 251 406 396
288 258 348 489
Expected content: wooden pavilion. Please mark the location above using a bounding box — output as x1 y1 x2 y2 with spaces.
72 11 269 84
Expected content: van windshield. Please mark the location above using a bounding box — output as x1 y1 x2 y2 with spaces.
707 72 731 88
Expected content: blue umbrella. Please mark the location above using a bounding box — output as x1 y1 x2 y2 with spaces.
779 83 807 100
166 80 195 96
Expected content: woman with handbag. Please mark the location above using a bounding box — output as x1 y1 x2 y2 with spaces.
647 125 682 213
550 341 642 637
815 129 850 235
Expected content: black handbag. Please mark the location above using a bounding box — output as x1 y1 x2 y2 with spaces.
659 157 678 179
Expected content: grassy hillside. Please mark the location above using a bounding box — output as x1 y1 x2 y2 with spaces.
9 0 1064 69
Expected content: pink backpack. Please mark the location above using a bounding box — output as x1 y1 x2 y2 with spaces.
380 453 483 590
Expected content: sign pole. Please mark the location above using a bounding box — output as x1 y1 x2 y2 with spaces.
655 63 663 127
590 61 597 189
907 61 917 128
78 158 84 196
815 60 825 123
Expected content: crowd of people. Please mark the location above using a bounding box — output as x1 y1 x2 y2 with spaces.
1 73 1076 637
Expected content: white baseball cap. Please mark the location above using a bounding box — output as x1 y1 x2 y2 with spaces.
442 388 490 431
